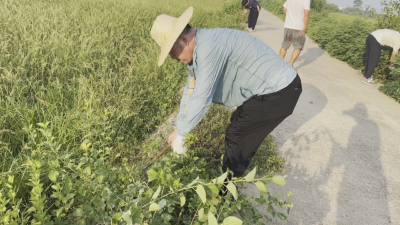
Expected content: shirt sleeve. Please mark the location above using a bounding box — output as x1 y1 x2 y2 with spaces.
283 1 288 8
176 42 230 136
177 72 192 115
304 0 311 10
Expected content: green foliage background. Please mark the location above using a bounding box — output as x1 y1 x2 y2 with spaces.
0 0 290 224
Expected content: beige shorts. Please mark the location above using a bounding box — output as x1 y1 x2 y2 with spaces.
282 28 306 50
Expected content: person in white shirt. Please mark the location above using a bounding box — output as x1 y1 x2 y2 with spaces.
362 29 400 87
279 0 311 67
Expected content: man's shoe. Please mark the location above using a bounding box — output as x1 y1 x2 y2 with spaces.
361 77 376 87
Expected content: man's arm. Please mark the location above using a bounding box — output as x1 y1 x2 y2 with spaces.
175 42 229 137
283 1 288 14
241 9 248 16
300 9 310 36
390 50 397 66
257 5 260 13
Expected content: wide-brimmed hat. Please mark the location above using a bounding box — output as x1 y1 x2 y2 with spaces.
150 7 194 66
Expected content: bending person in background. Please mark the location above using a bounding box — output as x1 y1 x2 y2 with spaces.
241 0 261 32
279 0 310 67
362 29 400 87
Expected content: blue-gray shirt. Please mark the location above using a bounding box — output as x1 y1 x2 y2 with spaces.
176 28 297 136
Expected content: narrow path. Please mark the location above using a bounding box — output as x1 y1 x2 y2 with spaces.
246 9 400 225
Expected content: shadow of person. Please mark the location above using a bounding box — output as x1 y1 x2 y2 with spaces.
333 103 391 224
296 47 325 69
258 102 391 224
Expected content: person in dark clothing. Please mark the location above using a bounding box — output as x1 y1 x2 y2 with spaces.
241 0 261 32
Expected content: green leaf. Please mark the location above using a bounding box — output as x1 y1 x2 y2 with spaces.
208 197 220 206
272 175 286 186
188 176 199 187
147 169 157 182
96 174 104 183
255 181 267 193
37 123 45 128
263 178 272 185
161 213 172 221
8 175 14 184
48 170 59 182
112 212 123 223
80 140 92 151
198 208 204 221
122 211 133 225
152 186 161 199
74 208 84 217
149 203 161 211
158 199 167 209
208 212 218 225
55 207 63 218
196 185 207 203
277 213 287 220
83 166 91 176
244 167 256 181
180 193 186 207
226 183 238 200
216 172 228 184
132 207 142 223
223 216 243 225
205 184 219 197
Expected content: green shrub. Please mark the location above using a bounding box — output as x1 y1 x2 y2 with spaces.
311 0 327 12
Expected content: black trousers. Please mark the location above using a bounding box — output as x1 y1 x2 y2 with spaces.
223 75 302 177
248 9 259 30
365 34 382 79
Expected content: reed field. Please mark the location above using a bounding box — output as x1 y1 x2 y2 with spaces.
0 0 289 224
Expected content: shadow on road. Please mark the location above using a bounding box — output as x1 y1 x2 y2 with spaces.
264 102 391 224
296 47 325 69
332 103 391 224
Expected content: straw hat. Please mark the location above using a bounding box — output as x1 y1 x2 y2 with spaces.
150 7 194 66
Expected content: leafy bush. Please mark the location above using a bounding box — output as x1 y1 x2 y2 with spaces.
0 113 291 224
258 0 286 20
325 3 340 12
311 0 327 12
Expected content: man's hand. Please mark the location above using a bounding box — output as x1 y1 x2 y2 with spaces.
300 28 307 36
169 130 187 154
168 130 178 146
